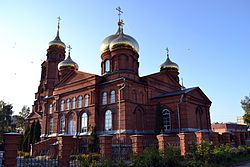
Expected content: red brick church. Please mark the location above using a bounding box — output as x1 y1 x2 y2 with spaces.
26 10 212 144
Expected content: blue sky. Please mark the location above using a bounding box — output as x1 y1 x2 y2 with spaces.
0 0 249 123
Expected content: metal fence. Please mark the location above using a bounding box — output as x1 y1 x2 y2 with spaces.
0 151 4 167
17 156 58 167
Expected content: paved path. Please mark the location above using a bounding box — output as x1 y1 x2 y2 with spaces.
229 160 250 167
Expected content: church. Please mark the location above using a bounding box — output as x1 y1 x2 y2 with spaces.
26 8 212 144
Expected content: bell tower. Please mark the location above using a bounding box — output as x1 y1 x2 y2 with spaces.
34 17 66 112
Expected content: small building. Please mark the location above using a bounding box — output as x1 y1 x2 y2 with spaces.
211 123 248 134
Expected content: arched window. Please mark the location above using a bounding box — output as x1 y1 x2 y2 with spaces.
49 118 53 134
84 95 89 107
105 110 112 131
78 96 82 108
66 99 70 110
60 100 64 111
49 104 52 114
68 114 76 135
81 113 87 132
102 92 107 105
59 116 65 134
54 103 56 112
162 109 171 131
72 97 76 109
105 60 110 72
110 90 115 104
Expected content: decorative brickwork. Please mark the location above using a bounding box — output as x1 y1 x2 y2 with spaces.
195 131 210 144
130 135 144 156
3 133 22 167
157 134 177 154
99 135 113 161
178 133 193 155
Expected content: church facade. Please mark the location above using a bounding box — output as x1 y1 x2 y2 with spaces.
26 12 212 142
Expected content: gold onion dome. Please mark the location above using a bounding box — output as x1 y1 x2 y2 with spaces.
109 28 139 52
160 48 179 72
49 17 66 48
49 30 66 48
58 45 78 71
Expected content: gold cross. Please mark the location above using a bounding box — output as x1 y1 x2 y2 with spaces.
67 45 72 54
116 6 123 22
57 16 61 30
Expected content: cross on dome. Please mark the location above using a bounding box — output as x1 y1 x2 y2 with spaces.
67 45 72 56
57 16 61 30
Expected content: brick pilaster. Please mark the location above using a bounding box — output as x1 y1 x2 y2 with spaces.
57 135 72 167
178 133 192 155
195 131 210 144
222 132 230 145
99 134 113 161
209 132 219 146
130 135 144 156
4 132 22 167
157 134 170 154
234 132 241 147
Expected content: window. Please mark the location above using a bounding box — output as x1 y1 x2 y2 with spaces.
84 95 89 107
49 118 53 134
49 104 52 114
110 90 115 103
60 100 64 111
77 96 82 108
72 97 76 109
66 99 70 110
105 60 110 72
59 116 65 134
105 110 112 131
68 114 76 135
54 103 56 112
81 113 87 132
102 92 107 105
162 109 171 131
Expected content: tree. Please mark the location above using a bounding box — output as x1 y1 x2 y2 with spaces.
87 125 100 153
33 120 41 143
16 106 31 133
0 100 14 143
241 95 250 126
154 101 164 136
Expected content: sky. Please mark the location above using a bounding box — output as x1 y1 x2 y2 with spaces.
0 0 249 123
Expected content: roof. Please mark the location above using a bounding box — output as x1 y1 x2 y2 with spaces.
152 87 197 99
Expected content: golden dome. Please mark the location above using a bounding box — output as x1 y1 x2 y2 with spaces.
160 49 179 72
58 55 78 71
49 30 66 48
109 28 139 52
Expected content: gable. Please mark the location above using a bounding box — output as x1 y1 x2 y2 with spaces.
26 111 41 120
186 87 211 104
56 71 95 88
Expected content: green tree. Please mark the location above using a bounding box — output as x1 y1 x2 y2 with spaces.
16 106 31 133
87 125 100 153
33 120 41 143
241 95 250 126
21 126 30 152
0 100 14 143
154 101 164 135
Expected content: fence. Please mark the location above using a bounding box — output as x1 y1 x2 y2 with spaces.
0 151 3 167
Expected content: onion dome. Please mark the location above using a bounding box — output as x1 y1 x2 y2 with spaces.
109 28 139 52
58 45 78 71
100 7 139 53
49 17 66 48
49 30 66 48
160 48 179 72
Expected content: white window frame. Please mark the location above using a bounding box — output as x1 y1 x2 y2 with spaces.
60 100 64 111
105 60 110 72
59 116 65 134
66 99 70 110
49 104 52 114
81 113 87 132
84 95 89 107
102 92 107 105
77 96 82 108
49 118 53 134
110 90 115 104
105 110 112 131
72 97 76 109
162 109 171 131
